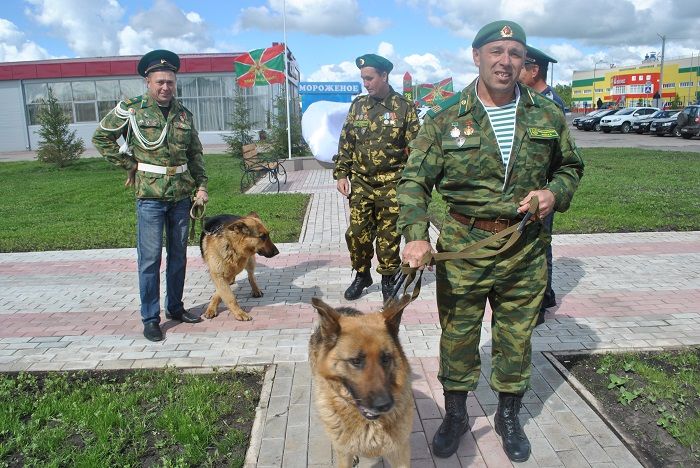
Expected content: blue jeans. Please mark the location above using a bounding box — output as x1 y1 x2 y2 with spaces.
136 197 191 325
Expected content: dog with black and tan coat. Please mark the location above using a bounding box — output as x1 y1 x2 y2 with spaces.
199 213 279 321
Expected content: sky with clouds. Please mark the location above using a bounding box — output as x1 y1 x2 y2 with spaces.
1 0 699 91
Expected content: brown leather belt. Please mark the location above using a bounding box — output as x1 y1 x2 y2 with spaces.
449 211 519 233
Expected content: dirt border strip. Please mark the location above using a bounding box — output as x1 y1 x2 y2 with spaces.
244 364 276 468
542 348 670 468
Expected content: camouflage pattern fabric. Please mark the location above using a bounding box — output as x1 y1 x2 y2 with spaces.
436 215 546 393
335 87 419 274
346 178 401 275
92 93 208 201
397 80 584 393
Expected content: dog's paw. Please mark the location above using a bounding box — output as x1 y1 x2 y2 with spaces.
231 311 253 321
203 310 218 319
251 289 263 298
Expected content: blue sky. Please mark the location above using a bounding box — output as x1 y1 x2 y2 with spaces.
1 0 699 89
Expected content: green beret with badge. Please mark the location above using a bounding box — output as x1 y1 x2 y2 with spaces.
472 20 527 49
137 49 180 77
355 53 393 73
525 45 558 66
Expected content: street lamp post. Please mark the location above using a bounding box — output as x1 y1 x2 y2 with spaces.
592 59 607 108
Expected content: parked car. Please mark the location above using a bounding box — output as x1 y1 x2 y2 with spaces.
648 110 682 136
573 110 603 130
581 109 618 131
632 110 672 134
677 105 700 139
599 106 659 133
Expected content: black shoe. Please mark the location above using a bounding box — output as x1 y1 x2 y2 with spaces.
167 310 203 323
535 309 546 327
432 391 470 458
381 273 400 303
343 271 373 300
542 292 556 309
495 392 531 462
143 322 163 342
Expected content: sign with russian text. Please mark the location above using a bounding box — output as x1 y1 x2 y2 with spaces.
299 82 362 94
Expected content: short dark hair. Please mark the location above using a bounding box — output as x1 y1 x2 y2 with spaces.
526 61 548 82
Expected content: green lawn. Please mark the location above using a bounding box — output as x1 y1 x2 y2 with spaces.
0 154 309 252
0 368 262 467
428 148 700 233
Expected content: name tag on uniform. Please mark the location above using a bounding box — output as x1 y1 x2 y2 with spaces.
353 120 370 128
528 127 559 139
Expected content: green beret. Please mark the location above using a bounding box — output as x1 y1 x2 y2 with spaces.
137 49 180 77
355 54 393 73
526 45 558 65
472 20 527 49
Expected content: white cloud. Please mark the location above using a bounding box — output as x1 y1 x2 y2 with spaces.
25 0 124 57
0 18 50 62
236 0 390 36
119 0 216 54
306 60 358 82
377 42 394 59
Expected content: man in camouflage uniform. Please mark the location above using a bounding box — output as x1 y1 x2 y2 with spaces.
398 21 584 461
334 53 420 302
93 49 208 342
519 45 566 327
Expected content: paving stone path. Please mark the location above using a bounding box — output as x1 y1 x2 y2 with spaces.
2 168 699 467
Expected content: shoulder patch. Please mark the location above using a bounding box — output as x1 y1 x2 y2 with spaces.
427 93 461 118
123 95 143 106
528 127 559 139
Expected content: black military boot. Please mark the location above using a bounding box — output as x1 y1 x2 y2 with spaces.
344 270 373 300
381 273 399 302
432 391 470 458
494 392 531 462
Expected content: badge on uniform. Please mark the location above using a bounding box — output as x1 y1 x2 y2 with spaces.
464 121 474 136
450 122 460 138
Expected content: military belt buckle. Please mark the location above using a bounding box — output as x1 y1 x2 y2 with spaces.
166 166 177 176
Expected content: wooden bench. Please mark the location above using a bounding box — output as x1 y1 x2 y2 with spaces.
240 144 287 193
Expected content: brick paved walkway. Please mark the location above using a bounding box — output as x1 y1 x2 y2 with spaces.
2 169 699 467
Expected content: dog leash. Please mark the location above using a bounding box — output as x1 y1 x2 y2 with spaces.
386 196 540 304
189 196 207 240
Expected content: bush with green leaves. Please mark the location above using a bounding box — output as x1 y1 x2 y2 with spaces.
267 94 307 157
35 87 85 168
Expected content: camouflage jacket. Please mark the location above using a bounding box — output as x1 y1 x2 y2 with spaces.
334 87 420 188
92 93 208 201
397 80 584 242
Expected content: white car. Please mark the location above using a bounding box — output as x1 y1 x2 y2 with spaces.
599 107 659 134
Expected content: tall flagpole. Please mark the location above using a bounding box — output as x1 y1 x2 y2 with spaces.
282 0 292 160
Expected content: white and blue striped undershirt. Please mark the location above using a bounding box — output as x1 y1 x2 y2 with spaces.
479 82 521 169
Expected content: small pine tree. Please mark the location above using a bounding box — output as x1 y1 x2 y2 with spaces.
36 87 84 167
268 94 307 157
222 86 253 159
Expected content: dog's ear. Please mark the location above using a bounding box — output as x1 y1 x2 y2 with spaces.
311 297 341 342
382 294 412 337
227 220 253 237
247 211 261 220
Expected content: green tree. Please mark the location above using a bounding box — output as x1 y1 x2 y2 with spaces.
36 87 84 167
554 84 572 107
267 94 307 157
222 86 253 159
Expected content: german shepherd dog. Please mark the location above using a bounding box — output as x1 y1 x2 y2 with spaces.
199 213 279 321
309 295 414 468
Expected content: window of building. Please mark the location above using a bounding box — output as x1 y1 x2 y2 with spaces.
613 85 626 95
632 76 637 81
662 82 675 89
646 75 651 80
22 73 294 132
680 81 694 88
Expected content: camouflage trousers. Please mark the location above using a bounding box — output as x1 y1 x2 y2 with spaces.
435 214 547 394
345 180 401 275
